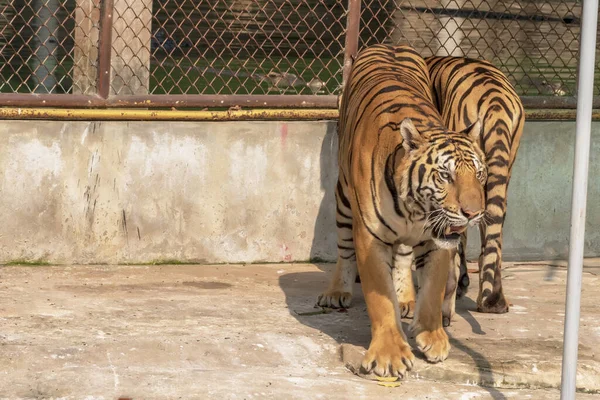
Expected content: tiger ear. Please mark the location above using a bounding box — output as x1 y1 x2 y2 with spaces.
400 118 422 151
461 118 482 141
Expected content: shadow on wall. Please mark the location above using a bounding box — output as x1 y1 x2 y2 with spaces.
309 122 338 268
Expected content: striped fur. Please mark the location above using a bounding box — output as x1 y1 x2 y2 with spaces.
316 45 487 376
426 56 525 315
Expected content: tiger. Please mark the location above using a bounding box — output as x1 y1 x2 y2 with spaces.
316 44 487 377
425 56 525 317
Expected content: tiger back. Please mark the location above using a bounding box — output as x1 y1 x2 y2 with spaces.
318 45 488 377
426 56 525 315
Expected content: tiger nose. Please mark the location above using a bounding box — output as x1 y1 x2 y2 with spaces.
461 207 481 219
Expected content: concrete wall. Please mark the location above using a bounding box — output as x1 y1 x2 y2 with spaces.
0 120 597 264
466 121 600 261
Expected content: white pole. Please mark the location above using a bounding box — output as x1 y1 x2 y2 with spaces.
560 0 598 398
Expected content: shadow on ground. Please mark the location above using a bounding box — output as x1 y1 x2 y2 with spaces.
278 265 510 399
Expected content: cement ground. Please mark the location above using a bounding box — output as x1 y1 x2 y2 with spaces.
1 261 599 399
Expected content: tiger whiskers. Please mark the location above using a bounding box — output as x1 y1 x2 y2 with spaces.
424 208 444 222
425 208 448 236
467 212 486 227
481 211 493 227
423 208 443 230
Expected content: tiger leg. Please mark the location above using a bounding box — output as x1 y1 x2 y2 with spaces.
477 168 510 313
355 225 414 377
392 243 415 318
455 232 470 298
441 249 460 327
412 242 451 363
317 180 357 308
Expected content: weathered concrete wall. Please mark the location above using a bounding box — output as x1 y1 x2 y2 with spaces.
466 121 600 261
0 121 337 264
0 120 597 264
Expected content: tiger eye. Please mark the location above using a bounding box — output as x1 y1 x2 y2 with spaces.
439 171 452 182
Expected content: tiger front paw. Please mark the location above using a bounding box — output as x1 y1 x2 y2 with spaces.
361 330 415 377
316 290 352 309
414 327 450 363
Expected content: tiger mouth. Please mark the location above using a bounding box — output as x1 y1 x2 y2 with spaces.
448 224 467 234
432 224 467 241
433 230 461 241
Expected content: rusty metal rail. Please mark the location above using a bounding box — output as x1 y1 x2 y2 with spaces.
0 93 339 109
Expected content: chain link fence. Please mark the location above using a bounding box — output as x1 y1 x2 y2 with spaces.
149 0 346 96
0 0 594 108
361 0 582 98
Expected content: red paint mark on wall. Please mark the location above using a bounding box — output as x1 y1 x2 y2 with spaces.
280 123 288 147
281 244 292 262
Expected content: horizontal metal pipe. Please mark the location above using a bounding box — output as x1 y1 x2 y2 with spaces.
525 109 600 120
0 94 339 109
0 108 339 121
521 96 600 109
0 94 105 107
106 94 340 109
0 107 598 121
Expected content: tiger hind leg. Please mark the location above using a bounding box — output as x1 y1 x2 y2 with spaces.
477 171 510 314
317 180 357 309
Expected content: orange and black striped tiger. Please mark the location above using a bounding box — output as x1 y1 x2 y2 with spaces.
426 56 525 316
316 44 487 377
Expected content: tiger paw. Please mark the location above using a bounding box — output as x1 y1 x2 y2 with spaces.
477 291 509 314
415 328 450 363
361 330 415 377
316 290 352 309
399 300 415 318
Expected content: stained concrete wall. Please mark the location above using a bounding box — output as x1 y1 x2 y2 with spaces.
0 120 597 264
466 121 600 261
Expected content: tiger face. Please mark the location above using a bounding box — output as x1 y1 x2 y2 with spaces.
398 118 486 248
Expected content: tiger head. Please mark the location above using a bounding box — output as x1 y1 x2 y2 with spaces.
397 118 487 248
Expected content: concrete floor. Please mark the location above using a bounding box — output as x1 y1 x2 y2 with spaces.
0 261 599 399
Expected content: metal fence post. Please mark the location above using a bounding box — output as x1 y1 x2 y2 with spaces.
342 0 361 88
560 0 599 398
73 0 101 94
97 0 114 99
